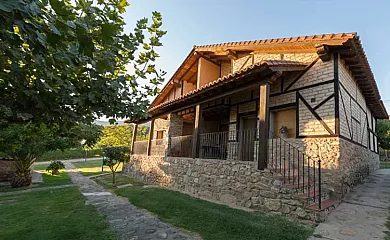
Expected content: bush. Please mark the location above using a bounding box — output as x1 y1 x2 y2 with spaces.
46 161 65 175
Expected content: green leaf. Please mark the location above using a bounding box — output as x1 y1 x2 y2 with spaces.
50 23 61 35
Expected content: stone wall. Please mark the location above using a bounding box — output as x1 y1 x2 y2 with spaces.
339 138 379 195
0 160 16 181
124 155 316 220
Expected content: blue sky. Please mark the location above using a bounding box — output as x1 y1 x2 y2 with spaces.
123 0 390 110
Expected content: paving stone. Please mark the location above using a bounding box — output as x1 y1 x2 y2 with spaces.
116 183 133 188
64 162 201 240
312 169 390 240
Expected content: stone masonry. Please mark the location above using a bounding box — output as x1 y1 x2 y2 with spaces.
124 156 318 221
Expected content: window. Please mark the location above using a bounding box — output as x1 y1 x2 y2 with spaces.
156 130 164 139
156 130 165 145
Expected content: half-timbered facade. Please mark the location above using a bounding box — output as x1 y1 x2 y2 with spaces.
124 33 388 221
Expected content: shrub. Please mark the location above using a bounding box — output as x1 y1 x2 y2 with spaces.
46 161 65 175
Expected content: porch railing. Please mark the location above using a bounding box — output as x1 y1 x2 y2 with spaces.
164 128 323 209
132 140 148 155
167 135 193 158
198 129 258 161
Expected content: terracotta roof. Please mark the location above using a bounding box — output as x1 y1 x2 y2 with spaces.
148 32 387 119
149 60 307 113
194 32 357 51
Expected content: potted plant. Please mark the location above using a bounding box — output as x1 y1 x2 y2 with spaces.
279 126 288 138
46 161 65 175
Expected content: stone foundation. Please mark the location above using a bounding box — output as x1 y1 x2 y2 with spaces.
339 138 379 195
0 159 16 181
124 155 315 220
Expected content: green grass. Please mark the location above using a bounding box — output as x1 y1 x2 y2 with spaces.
72 159 122 176
37 148 102 162
113 185 313 240
380 161 390 169
0 187 118 240
0 164 71 192
94 173 143 189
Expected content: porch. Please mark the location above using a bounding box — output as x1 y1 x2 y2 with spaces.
130 85 326 212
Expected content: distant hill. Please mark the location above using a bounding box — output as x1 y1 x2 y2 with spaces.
94 120 125 126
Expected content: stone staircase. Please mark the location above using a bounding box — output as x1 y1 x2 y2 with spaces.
274 168 339 222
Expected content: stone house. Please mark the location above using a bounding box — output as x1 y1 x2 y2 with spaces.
123 32 388 221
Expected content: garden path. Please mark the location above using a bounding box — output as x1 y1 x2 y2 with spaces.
311 169 390 240
64 162 201 240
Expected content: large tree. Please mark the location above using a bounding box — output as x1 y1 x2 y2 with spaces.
0 0 166 187
0 0 166 128
377 119 390 150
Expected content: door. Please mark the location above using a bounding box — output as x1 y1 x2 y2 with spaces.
239 115 257 161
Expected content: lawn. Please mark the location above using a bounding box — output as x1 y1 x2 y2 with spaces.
0 187 118 240
0 164 71 192
94 173 143 188
72 159 122 176
105 178 313 240
380 161 390 169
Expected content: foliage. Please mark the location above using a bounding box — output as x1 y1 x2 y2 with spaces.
97 124 148 147
39 148 102 161
279 126 288 134
377 119 390 150
45 160 65 175
71 124 103 149
102 146 129 184
0 188 119 240
0 123 75 186
0 0 166 128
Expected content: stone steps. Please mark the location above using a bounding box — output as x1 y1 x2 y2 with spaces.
274 172 338 222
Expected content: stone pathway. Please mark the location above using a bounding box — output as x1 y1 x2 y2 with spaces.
31 171 43 183
64 162 201 240
0 184 75 197
312 169 390 240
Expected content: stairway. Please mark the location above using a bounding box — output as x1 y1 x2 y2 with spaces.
268 136 339 222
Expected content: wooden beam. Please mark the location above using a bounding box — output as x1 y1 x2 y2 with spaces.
258 83 270 170
226 49 237 60
146 119 155 156
316 44 331 62
171 82 181 88
192 105 203 158
130 123 138 155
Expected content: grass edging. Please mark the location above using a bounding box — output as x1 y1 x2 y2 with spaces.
93 173 313 240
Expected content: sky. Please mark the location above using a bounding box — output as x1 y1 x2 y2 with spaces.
122 0 390 111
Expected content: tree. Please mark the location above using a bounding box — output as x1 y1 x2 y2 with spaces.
0 0 166 128
97 124 149 147
0 123 78 187
98 125 133 147
377 119 390 150
102 146 129 184
71 123 103 149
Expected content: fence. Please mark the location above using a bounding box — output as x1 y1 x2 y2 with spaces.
132 140 148 155
167 135 193 158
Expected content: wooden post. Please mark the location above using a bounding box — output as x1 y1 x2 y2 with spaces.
192 104 203 158
130 123 138 155
258 83 270 170
147 119 155 156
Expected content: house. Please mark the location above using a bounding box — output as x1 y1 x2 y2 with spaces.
123 32 388 221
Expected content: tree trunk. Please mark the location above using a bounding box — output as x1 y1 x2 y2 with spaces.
112 171 116 185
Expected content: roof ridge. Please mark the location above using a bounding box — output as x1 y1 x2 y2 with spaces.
194 32 357 49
